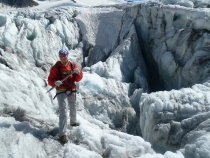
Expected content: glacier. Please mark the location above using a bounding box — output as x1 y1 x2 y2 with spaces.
0 0 210 157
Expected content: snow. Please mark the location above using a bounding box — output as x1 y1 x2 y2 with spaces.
0 0 127 11
0 0 210 158
140 84 210 155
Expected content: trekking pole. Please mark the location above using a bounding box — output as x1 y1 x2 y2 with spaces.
46 71 75 93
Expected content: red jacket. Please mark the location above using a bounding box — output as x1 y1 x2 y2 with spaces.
48 61 83 91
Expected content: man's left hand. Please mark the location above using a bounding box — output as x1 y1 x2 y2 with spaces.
74 68 80 75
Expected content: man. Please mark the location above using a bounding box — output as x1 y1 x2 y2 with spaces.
48 48 83 144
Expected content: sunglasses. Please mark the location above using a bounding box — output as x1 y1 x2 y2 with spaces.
59 54 68 57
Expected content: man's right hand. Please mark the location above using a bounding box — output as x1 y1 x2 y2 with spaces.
54 80 63 86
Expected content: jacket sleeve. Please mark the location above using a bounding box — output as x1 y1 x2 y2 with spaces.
48 65 58 87
73 64 83 82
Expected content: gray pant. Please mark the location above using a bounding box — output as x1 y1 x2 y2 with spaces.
56 90 77 136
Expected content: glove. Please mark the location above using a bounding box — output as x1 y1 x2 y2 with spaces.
73 68 80 75
54 80 63 86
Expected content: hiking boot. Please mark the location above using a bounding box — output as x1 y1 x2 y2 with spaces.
70 122 80 127
59 135 68 144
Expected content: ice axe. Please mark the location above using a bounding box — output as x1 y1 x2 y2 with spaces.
46 71 75 93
